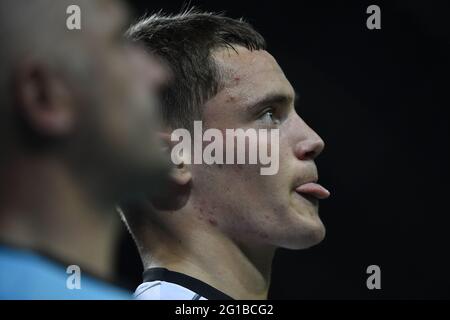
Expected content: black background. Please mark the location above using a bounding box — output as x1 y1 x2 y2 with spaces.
116 0 450 299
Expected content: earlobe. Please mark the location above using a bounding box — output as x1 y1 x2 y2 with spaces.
159 130 192 187
13 62 75 138
150 131 192 211
171 161 192 186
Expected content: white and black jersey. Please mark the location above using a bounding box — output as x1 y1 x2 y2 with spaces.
134 268 233 300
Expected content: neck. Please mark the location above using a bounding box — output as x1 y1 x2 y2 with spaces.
0 154 120 280
139 204 276 300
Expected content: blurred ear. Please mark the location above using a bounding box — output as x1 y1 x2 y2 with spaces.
159 131 192 186
13 62 75 138
150 131 192 211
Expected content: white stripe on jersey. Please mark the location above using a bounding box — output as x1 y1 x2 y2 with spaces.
134 281 207 300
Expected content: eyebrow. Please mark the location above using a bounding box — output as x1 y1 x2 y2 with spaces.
109 1 131 38
118 15 131 38
246 91 298 114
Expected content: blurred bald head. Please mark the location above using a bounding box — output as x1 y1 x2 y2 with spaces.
0 0 125 109
0 0 168 198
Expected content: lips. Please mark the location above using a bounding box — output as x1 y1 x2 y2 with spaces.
295 182 330 200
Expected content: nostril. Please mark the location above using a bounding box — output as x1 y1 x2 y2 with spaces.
302 150 317 160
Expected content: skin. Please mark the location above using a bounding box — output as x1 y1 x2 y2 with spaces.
134 46 329 299
0 0 167 280
198 47 327 249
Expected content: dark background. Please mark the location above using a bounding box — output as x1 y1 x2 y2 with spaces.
116 0 450 299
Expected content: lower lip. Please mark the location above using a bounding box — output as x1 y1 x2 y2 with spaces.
295 183 330 200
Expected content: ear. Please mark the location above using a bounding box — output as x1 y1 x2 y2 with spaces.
149 130 192 211
159 131 192 186
13 61 75 139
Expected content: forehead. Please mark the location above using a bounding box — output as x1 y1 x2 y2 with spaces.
205 47 295 121
84 0 128 37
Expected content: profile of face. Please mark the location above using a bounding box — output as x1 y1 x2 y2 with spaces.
190 46 328 250
75 0 170 190
12 0 168 193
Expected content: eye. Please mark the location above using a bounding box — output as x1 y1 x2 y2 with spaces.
259 108 280 125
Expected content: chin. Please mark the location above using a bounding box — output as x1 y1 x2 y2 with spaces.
279 218 326 250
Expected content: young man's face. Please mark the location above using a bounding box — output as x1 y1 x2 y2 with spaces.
191 46 328 249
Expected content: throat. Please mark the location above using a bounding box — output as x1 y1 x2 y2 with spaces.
142 220 275 299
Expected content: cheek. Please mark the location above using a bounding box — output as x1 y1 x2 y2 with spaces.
192 125 293 238
200 164 288 234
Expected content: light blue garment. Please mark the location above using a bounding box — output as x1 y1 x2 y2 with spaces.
0 245 131 300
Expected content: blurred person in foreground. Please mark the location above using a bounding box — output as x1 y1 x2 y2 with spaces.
0 0 168 299
121 11 330 300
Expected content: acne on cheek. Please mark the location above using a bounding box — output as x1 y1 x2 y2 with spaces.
195 200 220 227
208 218 218 227
258 231 269 240
225 95 236 103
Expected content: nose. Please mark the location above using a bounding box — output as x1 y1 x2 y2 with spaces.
294 122 325 161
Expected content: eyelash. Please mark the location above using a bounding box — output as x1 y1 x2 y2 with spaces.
258 107 281 125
